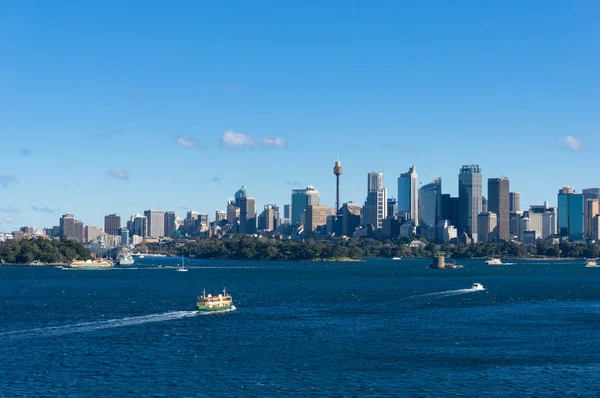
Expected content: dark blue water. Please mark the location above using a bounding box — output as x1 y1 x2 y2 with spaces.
1 258 600 396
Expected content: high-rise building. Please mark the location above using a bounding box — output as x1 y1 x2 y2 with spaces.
441 195 459 228
387 197 398 219
120 227 129 246
419 178 441 227
458 165 483 241
104 214 121 236
557 186 584 241
59 214 75 240
164 211 176 237
84 225 103 243
185 211 200 235
368 172 384 193
397 166 418 224
215 210 227 224
239 197 256 234
304 204 329 236
283 204 291 223
234 185 247 206
477 212 497 243
488 178 510 241
363 172 387 229
257 204 280 231
582 188 600 202
339 202 361 236
585 199 599 239
74 220 84 242
291 186 319 225
144 210 165 238
127 214 147 238
509 192 521 213
509 211 522 239
333 160 343 211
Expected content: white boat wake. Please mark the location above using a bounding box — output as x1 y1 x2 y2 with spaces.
402 287 484 301
0 308 235 340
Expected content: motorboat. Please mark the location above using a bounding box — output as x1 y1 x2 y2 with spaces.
471 283 485 291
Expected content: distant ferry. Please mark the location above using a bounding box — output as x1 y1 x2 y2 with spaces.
116 251 134 266
197 288 233 312
485 258 503 265
67 259 113 269
392 257 402 260
585 259 598 267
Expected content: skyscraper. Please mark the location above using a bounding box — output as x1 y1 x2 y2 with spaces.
74 220 84 242
488 178 510 241
585 199 599 238
397 166 418 224
477 212 497 243
509 192 521 213
557 186 584 241
387 197 398 219
339 202 361 236
258 204 280 231
128 214 147 237
59 214 75 240
363 172 387 229
164 211 176 237
419 178 441 227
304 204 329 236
234 185 247 206
104 214 121 236
333 160 342 211
144 210 165 238
291 186 319 225
84 225 103 243
458 165 483 241
239 197 257 234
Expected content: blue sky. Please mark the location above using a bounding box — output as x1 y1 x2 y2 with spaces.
1 0 599 231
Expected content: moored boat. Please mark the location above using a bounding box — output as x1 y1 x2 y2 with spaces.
196 288 233 312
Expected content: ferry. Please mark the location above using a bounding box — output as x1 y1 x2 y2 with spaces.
116 251 134 266
392 257 402 260
67 259 113 269
585 259 598 267
485 258 503 265
196 288 233 312
471 283 485 291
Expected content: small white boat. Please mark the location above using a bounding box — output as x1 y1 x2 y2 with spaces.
392 257 402 260
485 258 502 265
471 283 485 291
176 254 188 272
585 259 598 267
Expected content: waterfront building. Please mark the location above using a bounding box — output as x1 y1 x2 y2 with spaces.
397 166 419 224
291 186 319 225
144 209 165 238
104 214 121 236
557 186 584 241
509 192 521 212
419 178 441 227
488 178 510 240
458 165 483 242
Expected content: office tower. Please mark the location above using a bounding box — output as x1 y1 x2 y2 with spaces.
419 178 442 227
184 211 200 235
339 202 361 236
291 186 319 225
592 215 600 241
239 197 256 234
585 199 599 238
104 214 121 236
368 171 384 193
482 197 488 213
441 194 459 228
509 192 521 213
582 188 600 202
258 204 280 231
397 166 419 224
84 225 103 243
283 204 291 223
458 165 483 241
488 178 510 240
557 186 584 241
74 220 84 242
387 197 398 219
304 204 329 236
333 160 343 211
59 214 75 240
198 214 209 233
144 210 165 238
542 210 557 238
215 210 227 223
363 172 387 229
509 211 522 239
477 212 497 243
128 214 147 238
234 185 247 206
120 227 129 246
164 211 176 237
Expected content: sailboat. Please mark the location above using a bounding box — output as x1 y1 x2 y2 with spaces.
176 253 188 272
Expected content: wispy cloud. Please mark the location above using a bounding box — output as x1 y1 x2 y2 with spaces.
0 175 18 188
221 130 256 147
108 169 130 180
177 136 202 148
262 137 287 148
285 180 303 187
31 205 56 214
20 149 32 156
211 176 224 184
0 205 18 214
178 206 190 211
0 216 17 225
564 136 582 151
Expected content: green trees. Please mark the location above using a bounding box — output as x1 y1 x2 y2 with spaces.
0 238 91 264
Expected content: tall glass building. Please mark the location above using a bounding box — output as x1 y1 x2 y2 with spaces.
419 178 441 227
557 186 584 241
458 165 482 241
397 165 419 224
291 186 319 225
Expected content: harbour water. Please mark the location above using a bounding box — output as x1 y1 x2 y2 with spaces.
1 258 600 396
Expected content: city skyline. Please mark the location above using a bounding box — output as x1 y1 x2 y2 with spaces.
1 1 599 230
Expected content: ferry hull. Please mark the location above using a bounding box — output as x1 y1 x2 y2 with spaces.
196 305 233 312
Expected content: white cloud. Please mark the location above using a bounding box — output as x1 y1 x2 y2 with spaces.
0 205 18 214
0 216 17 225
177 136 201 148
262 137 287 148
31 205 56 214
564 136 582 151
0 175 18 188
108 169 130 180
221 130 256 147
